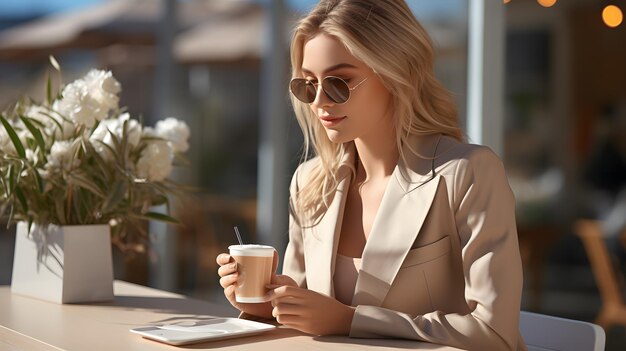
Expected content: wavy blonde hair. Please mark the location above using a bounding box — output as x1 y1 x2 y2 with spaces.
290 0 464 224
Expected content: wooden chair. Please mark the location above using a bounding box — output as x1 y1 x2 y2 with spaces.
574 220 626 329
520 310 605 351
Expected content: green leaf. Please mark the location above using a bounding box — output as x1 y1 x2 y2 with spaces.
107 128 122 156
54 198 66 225
137 211 180 225
31 166 45 194
101 181 127 213
46 72 52 105
19 160 45 194
7 200 15 225
73 188 85 223
19 116 46 157
0 114 26 158
88 143 115 181
7 163 20 196
93 140 117 163
67 173 106 199
40 111 64 133
15 186 28 214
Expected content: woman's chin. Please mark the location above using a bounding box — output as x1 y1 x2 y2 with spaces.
324 129 353 144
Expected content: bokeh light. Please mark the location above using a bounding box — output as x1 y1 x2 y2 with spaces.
537 0 557 8
602 5 623 28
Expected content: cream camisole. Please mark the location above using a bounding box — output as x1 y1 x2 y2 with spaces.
333 254 362 306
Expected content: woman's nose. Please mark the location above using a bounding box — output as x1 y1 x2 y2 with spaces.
310 84 334 108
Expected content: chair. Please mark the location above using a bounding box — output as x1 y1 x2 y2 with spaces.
574 219 626 329
520 311 605 351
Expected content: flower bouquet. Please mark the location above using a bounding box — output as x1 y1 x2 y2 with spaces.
0 58 190 303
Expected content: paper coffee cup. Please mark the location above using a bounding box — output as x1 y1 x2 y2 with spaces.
229 244 274 303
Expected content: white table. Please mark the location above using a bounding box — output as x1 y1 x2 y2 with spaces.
0 281 463 350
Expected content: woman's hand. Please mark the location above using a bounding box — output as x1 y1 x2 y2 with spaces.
216 251 297 319
265 285 356 336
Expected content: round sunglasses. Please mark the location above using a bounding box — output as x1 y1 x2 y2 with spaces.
289 76 368 104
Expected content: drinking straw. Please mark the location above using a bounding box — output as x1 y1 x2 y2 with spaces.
233 226 244 245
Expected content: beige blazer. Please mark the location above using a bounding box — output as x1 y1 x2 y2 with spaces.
283 134 527 351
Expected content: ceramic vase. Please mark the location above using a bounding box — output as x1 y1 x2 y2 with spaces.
10 221 114 303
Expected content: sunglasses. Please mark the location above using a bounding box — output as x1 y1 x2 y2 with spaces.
289 76 368 104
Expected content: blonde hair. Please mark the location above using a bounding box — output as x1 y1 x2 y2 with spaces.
290 0 464 224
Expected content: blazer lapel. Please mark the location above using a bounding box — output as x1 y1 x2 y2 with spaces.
305 145 355 297
352 134 444 307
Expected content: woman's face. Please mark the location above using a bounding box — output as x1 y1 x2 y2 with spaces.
300 33 393 144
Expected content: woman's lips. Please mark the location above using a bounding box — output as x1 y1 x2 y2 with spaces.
319 115 346 127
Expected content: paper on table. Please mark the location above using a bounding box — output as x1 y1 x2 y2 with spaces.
130 317 276 345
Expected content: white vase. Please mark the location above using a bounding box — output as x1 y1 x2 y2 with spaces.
10 221 114 304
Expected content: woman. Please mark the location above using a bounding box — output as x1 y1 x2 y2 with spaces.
217 1 526 350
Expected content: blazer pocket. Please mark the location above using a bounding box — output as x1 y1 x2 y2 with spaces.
401 236 451 268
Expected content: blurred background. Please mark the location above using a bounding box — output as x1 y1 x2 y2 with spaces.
0 0 625 349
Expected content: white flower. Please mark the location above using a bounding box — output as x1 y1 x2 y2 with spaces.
142 126 157 138
0 128 29 155
25 105 74 140
0 128 14 154
83 69 121 113
25 149 39 165
53 70 121 128
53 116 76 140
136 140 173 181
155 117 190 153
54 80 102 128
44 140 76 172
90 113 141 159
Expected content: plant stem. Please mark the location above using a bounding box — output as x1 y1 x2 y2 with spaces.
66 186 73 224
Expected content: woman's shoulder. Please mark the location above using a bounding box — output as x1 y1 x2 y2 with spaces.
294 156 321 178
289 156 321 191
434 135 505 173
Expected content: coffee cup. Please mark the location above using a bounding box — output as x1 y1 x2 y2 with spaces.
228 244 275 303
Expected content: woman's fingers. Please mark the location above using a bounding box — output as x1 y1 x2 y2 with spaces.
216 253 233 266
270 274 298 287
272 304 298 324
217 252 238 291
219 272 238 289
272 303 305 326
267 285 300 298
271 302 299 317
224 285 236 300
265 285 305 305
217 262 237 277
274 314 301 327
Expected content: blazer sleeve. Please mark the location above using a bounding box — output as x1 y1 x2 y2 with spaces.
282 165 308 288
349 146 525 351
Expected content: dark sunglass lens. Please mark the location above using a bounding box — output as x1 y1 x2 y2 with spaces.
322 77 350 103
290 79 316 103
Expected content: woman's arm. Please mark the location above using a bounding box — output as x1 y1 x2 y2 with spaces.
349 147 525 351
